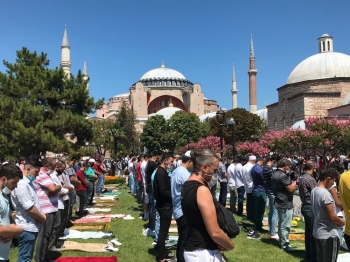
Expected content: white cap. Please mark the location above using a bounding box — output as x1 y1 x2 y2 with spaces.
88 158 96 163
248 155 256 161
184 150 192 157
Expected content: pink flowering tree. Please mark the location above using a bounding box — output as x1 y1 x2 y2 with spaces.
175 136 227 155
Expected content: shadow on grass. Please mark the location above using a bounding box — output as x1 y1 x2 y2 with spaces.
260 238 307 261
47 250 63 260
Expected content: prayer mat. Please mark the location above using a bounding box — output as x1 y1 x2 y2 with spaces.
70 225 107 231
94 203 120 207
86 214 125 219
60 229 113 239
103 192 118 195
94 199 117 203
86 208 112 213
57 241 117 253
169 227 178 233
290 228 305 234
94 196 117 200
55 256 117 262
289 234 305 241
171 220 176 225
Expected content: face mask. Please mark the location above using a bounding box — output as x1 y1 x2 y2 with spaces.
2 180 12 194
28 175 35 182
56 170 63 175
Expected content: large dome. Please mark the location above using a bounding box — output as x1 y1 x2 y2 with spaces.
286 52 350 84
140 63 186 80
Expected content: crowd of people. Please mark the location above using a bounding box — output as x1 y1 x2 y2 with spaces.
0 154 110 262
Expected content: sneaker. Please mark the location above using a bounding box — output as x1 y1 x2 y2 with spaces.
247 232 261 240
283 245 296 252
247 230 255 236
142 229 148 236
270 234 279 239
146 229 156 237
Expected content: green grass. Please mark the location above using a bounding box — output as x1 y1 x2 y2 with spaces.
9 186 309 262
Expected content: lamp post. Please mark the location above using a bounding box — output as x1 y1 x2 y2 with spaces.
185 127 190 150
216 108 226 158
226 117 235 157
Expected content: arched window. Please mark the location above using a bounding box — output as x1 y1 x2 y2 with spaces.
282 99 286 112
274 120 278 130
148 109 150 114
292 115 295 125
323 41 325 52
153 102 156 107
283 118 286 130
102 114 104 117
153 109 156 113
328 41 330 51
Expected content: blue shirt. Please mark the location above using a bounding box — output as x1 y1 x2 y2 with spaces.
251 164 266 192
171 166 191 219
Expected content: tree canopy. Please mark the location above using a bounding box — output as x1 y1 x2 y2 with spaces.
0 48 103 159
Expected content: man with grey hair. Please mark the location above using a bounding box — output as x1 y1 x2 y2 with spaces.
271 158 298 252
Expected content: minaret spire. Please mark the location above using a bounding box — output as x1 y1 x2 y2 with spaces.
248 34 257 113
83 59 89 91
60 25 72 77
231 63 238 109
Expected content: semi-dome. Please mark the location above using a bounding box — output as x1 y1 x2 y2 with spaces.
148 107 182 120
140 62 186 80
286 52 350 84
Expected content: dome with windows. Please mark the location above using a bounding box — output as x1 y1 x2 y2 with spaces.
286 34 350 85
140 62 186 80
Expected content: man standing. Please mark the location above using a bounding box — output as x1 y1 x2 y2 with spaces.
227 158 238 213
339 163 350 250
12 157 46 262
141 154 149 220
271 159 297 252
298 161 318 262
33 157 61 262
171 151 193 262
0 163 24 261
94 158 107 196
154 153 174 262
145 150 159 232
243 155 256 221
251 157 267 236
85 159 97 207
235 156 247 216
312 168 345 261
217 158 228 207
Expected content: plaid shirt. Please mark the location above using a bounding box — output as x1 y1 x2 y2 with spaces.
298 172 317 205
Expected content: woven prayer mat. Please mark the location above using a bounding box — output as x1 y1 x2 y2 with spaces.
94 203 120 207
57 241 116 253
55 256 117 262
72 217 112 230
86 214 125 219
70 225 107 231
86 208 112 213
94 199 117 203
289 233 305 241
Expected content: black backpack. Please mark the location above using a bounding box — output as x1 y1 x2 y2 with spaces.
215 198 240 238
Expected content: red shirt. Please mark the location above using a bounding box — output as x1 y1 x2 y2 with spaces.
76 169 87 191
93 163 104 176
137 162 142 181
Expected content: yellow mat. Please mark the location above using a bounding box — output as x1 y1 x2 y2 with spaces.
70 224 110 231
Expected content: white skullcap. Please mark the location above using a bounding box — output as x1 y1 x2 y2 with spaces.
248 155 256 161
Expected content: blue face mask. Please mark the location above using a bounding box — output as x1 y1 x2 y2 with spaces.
28 175 35 182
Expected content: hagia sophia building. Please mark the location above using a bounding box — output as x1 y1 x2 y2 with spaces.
60 26 350 132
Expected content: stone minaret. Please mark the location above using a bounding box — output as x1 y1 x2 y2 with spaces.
318 34 333 53
231 63 238 109
60 25 72 77
248 34 257 113
83 59 89 91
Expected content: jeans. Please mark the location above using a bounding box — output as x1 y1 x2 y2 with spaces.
253 191 266 231
156 205 173 261
176 215 189 262
49 208 62 249
76 190 87 217
315 237 340 262
96 174 105 195
218 182 228 207
277 207 293 249
133 176 138 195
301 205 318 262
149 193 156 231
246 192 255 221
85 181 94 206
229 186 237 213
129 174 135 193
36 212 56 262
184 248 222 262
237 186 245 216
344 234 350 251
137 181 144 204
17 231 38 262
267 193 278 235
154 211 160 242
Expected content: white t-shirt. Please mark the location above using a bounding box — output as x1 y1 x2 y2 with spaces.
243 162 254 193
227 163 236 187
234 163 245 188
128 161 134 174
141 160 147 184
0 193 11 260
330 182 343 217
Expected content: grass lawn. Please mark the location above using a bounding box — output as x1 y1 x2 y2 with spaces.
9 186 308 262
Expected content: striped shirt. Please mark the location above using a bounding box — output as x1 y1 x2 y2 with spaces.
33 169 58 214
262 165 274 193
11 176 41 232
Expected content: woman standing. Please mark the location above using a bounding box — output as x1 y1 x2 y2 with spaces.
181 149 234 261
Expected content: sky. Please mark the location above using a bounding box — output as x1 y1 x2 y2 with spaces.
1 0 350 112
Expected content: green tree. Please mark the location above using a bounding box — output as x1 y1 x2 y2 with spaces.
0 48 103 158
89 118 116 156
208 108 265 144
140 115 168 151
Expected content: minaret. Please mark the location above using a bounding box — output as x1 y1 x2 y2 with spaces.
248 34 257 113
231 63 238 109
83 59 89 91
60 25 72 77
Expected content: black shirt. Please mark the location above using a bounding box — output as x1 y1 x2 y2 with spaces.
153 166 172 208
271 169 294 209
181 180 218 251
145 160 157 194
262 165 274 193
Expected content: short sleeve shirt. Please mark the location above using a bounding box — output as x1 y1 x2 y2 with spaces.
33 169 58 214
0 193 11 260
271 169 293 209
217 162 227 182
